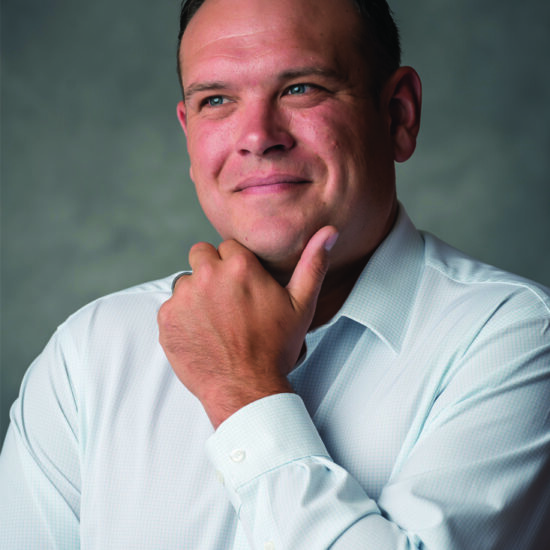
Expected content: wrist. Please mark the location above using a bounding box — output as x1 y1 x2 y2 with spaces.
202 378 294 429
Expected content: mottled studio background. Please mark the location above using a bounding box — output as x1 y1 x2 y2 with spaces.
1 0 549 442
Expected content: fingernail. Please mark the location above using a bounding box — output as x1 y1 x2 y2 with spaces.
324 231 339 252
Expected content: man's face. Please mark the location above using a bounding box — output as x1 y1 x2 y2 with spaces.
178 0 398 275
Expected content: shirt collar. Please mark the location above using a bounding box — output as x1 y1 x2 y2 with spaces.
335 204 425 353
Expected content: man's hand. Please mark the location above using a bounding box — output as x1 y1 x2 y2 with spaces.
157 226 338 428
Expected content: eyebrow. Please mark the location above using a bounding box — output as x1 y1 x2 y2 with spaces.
277 66 345 83
184 81 228 103
183 66 345 103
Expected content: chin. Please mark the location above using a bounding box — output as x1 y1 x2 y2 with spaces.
223 224 314 279
253 242 304 283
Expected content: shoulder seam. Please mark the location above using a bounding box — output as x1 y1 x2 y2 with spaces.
424 259 550 315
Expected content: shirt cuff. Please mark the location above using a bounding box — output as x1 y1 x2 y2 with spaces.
205 393 330 501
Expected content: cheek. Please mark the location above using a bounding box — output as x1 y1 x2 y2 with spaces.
294 109 339 145
187 122 230 181
296 106 362 161
186 130 232 234
194 183 233 239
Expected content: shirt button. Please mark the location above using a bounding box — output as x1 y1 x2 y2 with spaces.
215 470 225 485
264 542 275 550
230 449 246 463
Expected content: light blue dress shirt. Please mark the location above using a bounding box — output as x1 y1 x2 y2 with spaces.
1 207 549 549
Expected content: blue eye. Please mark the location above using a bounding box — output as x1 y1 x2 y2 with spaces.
205 96 226 107
287 84 308 95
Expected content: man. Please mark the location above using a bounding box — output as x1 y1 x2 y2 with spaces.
1 0 549 548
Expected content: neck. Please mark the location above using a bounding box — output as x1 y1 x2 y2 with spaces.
309 253 368 329
310 202 399 329
263 203 399 330
262 251 366 329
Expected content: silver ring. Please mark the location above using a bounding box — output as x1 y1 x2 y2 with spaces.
171 271 191 293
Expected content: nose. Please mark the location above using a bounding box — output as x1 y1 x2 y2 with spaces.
236 100 295 156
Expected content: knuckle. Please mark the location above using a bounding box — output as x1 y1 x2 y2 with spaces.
190 241 209 254
227 251 252 279
311 261 328 283
308 252 329 283
196 261 215 283
217 240 233 256
157 301 173 331
157 303 185 352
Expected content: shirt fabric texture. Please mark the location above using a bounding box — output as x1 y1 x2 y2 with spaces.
1 206 549 549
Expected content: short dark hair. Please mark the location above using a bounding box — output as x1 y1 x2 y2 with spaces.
176 0 401 98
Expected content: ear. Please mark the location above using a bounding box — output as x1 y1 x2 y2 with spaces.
176 100 188 137
384 67 422 163
176 100 195 181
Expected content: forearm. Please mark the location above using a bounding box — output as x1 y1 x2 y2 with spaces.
207 391 550 550
207 394 417 550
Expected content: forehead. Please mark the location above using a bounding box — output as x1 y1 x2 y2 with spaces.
179 0 363 82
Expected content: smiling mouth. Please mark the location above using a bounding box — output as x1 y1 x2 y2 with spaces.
235 174 311 194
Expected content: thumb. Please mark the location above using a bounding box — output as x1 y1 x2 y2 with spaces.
286 226 339 313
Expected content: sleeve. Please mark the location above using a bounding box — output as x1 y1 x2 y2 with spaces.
0 327 81 550
206 309 550 550
206 394 417 549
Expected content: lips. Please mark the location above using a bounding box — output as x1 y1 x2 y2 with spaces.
234 174 310 193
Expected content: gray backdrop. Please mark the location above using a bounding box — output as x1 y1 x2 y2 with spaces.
2 0 549 442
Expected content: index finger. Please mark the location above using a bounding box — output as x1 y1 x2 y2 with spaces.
188 241 220 271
